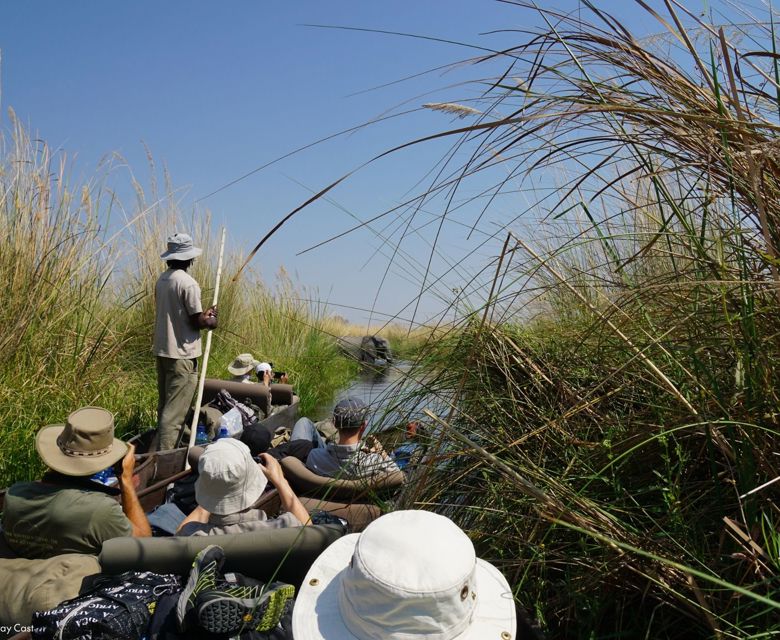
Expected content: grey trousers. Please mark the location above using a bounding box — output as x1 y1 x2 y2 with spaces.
156 356 198 450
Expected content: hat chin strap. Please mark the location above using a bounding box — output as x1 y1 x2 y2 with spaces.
338 565 476 640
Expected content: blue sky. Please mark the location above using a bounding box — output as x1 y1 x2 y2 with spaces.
0 0 653 326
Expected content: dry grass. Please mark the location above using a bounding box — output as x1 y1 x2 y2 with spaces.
335 2 780 637
0 118 355 486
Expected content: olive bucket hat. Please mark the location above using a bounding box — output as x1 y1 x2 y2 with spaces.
35 407 129 477
227 353 260 377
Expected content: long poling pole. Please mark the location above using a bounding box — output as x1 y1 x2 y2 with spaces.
185 227 226 469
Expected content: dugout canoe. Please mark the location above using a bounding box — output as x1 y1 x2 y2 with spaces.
337 334 394 365
0 378 299 514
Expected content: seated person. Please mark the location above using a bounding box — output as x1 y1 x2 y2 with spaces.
255 362 290 418
255 361 289 386
227 353 260 383
2 407 151 558
292 510 517 639
176 438 310 536
289 397 401 479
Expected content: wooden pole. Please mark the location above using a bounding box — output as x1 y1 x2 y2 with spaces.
185 227 226 469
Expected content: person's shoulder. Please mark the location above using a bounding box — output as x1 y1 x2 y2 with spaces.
170 269 199 287
7 480 38 492
6 480 68 497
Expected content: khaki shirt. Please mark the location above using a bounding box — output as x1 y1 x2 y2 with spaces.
153 268 203 359
2 479 132 558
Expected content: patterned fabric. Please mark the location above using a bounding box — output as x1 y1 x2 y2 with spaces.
31 571 181 640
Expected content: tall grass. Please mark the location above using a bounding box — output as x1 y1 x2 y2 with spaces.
0 116 354 486
358 2 780 637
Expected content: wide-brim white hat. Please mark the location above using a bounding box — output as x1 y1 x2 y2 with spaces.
293 510 517 640
195 439 267 515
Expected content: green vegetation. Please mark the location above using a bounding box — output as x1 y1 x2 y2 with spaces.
0 114 356 487
382 3 780 638
5 1 780 636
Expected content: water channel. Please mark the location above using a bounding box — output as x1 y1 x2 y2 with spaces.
326 361 447 435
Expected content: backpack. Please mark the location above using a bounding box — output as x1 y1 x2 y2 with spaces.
209 390 259 428
31 571 181 640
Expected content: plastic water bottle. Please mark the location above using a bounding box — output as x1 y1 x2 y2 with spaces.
91 469 109 484
195 423 209 445
91 467 117 485
216 426 230 440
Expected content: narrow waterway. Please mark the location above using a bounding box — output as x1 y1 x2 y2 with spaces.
328 361 445 434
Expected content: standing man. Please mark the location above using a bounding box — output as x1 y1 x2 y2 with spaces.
154 232 218 450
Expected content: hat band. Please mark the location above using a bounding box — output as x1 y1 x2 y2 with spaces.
57 436 113 458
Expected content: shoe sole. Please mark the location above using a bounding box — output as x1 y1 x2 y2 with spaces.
175 545 222 630
197 596 261 634
196 583 296 634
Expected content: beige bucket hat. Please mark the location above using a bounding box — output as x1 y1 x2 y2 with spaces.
293 510 517 640
35 407 129 477
195 439 268 515
227 353 260 376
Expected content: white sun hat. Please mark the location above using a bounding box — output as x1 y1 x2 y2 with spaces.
255 361 273 375
194 439 267 515
293 510 517 640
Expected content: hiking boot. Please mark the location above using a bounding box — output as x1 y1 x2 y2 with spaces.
176 544 225 630
195 581 296 634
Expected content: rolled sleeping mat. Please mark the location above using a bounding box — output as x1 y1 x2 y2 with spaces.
202 378 271 413
268 383 293 406
280 456 405 501
99 524 344 588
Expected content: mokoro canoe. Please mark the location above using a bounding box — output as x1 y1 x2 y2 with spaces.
0 378 299 513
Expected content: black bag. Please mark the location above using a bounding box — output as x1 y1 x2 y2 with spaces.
265 439 313 462
31 571 181 640
166 471 198 516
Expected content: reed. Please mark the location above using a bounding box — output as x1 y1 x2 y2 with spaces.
368 2 780 637
0 117 353 486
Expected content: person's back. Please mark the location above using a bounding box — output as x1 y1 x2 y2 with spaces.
3 475 132 558
1 407 150 558
153 267 203 359
292 397 401 479
304 440 397 479
176 439 310 536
